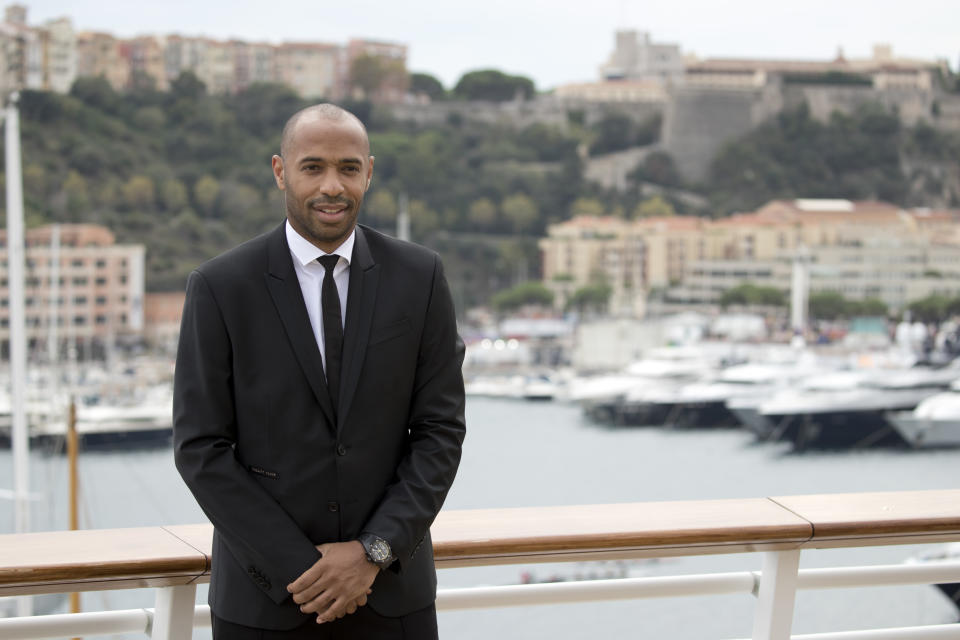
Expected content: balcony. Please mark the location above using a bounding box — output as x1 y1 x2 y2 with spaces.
1 490 959 639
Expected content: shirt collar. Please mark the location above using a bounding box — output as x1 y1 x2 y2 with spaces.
285 220 356 268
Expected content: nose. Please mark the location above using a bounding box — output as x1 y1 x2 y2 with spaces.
319 171 344 197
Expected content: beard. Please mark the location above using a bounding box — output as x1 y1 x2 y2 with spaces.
284 190 362 251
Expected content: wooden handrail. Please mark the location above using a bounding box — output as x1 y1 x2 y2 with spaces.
1 490 959 596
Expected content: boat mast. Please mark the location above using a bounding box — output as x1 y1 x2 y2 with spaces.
5 92 32 616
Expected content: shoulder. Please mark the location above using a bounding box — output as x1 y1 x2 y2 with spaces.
194 224 279 283
358 224 439 273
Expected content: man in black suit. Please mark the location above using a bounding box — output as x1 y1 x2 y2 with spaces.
173 103 466 639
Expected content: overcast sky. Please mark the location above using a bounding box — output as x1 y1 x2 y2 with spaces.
22 0 960 90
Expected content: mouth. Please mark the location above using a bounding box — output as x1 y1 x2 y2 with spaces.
310 199 350 219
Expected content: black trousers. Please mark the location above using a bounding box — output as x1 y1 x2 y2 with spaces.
211 603 438 640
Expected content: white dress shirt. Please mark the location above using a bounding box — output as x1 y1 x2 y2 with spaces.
285 220 354 371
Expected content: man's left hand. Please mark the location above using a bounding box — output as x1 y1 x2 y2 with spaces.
287 541 379 623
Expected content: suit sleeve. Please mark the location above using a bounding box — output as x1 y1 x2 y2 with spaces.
173 270 320 603
361 255 466 567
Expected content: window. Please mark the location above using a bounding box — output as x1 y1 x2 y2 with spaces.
73 277 88 286
96 260 106 268
74 296 87 305
73 316 86 326
72 259 84 268
95 315 107 325
96 296 107 305
95 277 107 286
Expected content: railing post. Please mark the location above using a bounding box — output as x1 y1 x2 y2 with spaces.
151 584 198 640
751 549 800 640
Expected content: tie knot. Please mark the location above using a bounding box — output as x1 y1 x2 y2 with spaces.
318 255 339 273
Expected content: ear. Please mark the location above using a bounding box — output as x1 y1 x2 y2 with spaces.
271 155 285 190
365 155 375 192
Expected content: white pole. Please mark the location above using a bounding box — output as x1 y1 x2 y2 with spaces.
791 244 809 337
397 192 410 242
47 224 60 366
6 92 33 617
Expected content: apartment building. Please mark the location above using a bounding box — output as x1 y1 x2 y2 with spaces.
345 38 408 102
0 225 145 357
231 40 276 91
0 4 405 100
124 35 166 90
539 216 647 317
684 45 941 90
76 31 127 90
275 42 340 99
39 16 75 92
0 4 43 93
540 200 960 316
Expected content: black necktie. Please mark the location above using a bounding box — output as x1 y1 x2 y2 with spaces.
318 255 343 413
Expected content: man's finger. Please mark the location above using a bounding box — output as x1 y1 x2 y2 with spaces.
291 578 329 605
287 554 324 594
316 596 348 624
299 589 337 615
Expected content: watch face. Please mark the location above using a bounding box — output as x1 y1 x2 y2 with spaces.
370 539 391 562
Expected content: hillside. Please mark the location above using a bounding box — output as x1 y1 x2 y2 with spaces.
6 78 960 309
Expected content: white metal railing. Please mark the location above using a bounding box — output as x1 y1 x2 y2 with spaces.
3 558 960 640
1 491 960 639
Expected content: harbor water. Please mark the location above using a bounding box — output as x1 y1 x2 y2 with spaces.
2 395 959 638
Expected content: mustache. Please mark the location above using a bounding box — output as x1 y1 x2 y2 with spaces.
308 196 352 208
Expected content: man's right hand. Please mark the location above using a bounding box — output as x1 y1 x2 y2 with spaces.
287 542 378 623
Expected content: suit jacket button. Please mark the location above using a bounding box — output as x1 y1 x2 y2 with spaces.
328 501 339 512
336 444 347 456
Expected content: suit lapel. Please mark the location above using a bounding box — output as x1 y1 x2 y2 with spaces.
263 224 336 427
338 226 379 432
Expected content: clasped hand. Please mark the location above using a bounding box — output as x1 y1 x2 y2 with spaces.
287 541 379 623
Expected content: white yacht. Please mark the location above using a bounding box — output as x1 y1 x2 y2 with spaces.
759 366 960 450
886 378 960 448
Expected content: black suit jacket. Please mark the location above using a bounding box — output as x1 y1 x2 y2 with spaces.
173 223 466 629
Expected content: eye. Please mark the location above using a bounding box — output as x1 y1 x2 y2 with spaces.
341 165 360 174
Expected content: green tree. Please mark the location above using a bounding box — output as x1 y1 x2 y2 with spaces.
633 196 676 219
566 284 612 314
909 294 952 323
629 151 681 187
719 283 786 308
169 71 206 100
409 73 446 100
365 190 397 225
194 175 221 216
408 199 439 235
570 197 606 217
468 197 498 229
453 69 535 101
218 181 264 230
349 54 407 100
809 290 849 320
849 297 888 316
70 75 122 113
63 170 90 211
160 179 189 211
490 281 554 312
23 164 45 202
122 175 156 210
502 193 539 233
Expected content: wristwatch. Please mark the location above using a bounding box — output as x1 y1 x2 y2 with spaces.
358 532 394 569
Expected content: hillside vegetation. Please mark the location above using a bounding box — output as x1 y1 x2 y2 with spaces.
7 75 960 310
